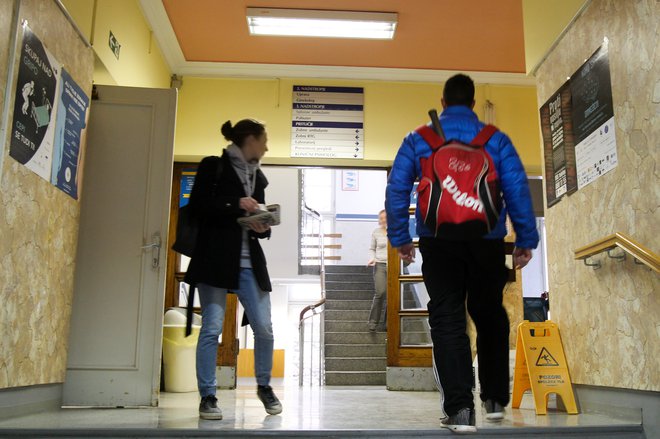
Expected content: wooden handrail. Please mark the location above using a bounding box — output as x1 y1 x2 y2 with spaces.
574 232 659 273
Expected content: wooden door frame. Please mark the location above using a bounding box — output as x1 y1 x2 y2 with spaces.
386 211 517 368
165 162 239 368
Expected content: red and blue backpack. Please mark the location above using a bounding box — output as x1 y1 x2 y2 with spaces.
416 110 502 239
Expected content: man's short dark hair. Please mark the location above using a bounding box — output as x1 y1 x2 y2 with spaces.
443 74 475 107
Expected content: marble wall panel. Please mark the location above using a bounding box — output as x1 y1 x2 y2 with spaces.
534 0 659 391
0 0 93 389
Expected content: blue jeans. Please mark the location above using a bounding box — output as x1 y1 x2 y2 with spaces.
196 268 274 397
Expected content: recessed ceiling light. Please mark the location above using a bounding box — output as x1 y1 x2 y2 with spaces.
246 8 397 40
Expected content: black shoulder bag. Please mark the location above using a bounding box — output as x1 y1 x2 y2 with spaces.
171 158 224 257
171 158 223 337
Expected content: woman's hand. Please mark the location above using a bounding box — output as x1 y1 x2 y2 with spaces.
239 197 260 213
367 259 376 267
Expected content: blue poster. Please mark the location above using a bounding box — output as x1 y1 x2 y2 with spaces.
179 168 197 207
51 68 89 199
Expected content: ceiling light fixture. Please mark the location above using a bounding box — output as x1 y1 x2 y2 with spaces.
246 8 397 40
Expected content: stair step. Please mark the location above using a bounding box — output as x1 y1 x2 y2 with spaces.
325 299 372 310
325 309 370 321
325 281 374 291
325 343 386 357
325 320 386 332
325 331 386 344
325 272 373 282
325 371 386 385
325 290 374 300
325 357 386 371
325 265 372 274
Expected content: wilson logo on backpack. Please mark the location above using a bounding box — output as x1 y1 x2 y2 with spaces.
415 122 502 239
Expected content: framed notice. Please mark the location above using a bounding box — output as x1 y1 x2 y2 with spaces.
539 82 577 207
9 24 62 181
341 170 358 191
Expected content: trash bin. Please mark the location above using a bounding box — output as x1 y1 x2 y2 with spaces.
162 308 201 392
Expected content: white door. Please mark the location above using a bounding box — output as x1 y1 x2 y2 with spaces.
63 85 176 407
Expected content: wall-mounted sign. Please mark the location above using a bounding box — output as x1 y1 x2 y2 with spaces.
10 24 61 181
51 68 89 199
539 39 617 207
539 82 577 207
570 41 617 189
291 85 364 159
179 168 196 207
109 31 120 59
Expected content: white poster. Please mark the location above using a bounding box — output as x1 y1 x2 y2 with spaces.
575 117 618 188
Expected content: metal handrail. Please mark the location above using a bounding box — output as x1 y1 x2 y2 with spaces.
574 232 659 272
298 204 327 386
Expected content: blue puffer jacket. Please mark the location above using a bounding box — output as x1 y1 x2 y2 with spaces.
385 105 539 250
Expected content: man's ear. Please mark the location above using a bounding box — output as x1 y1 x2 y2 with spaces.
470 100 476 109
441 98 447 109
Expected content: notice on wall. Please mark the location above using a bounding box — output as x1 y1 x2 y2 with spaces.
291 85 364 159
10 24 61 181
51 68 89 199
539 82 577 207
539 39 617 207
570 42 617 189
179 168 197 207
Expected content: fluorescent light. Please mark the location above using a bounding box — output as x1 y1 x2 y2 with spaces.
246 8 397 40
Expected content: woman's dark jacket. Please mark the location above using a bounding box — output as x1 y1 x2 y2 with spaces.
184 152 272 292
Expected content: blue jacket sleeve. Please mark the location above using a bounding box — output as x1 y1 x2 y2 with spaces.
493 133 539 249
385 135 418 248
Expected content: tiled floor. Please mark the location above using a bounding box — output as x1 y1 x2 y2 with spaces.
0 378 642 437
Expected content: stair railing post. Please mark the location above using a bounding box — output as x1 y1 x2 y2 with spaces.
298 320 304 386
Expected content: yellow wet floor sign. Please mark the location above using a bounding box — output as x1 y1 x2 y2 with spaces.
512 320 578 415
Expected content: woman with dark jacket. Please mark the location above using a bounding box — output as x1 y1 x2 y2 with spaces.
185 119 281 420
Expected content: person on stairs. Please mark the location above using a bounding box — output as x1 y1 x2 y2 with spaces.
367 209 388 332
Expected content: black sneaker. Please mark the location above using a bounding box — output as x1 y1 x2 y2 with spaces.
441 407 476 433
257 385 283 415
199 395 223 420
483 399 504 421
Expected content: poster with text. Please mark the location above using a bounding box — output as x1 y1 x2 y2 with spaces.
570 41 617 188
539 81 578 207
9 24 62 181
51 69 89 199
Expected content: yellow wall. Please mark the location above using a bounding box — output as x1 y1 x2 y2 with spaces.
175 77 543 174
522 0 588 74
62 0 170 88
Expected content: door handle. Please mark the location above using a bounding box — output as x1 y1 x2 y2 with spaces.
142 233 161 268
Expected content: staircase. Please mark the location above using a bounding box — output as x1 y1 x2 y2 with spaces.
323 265 387 385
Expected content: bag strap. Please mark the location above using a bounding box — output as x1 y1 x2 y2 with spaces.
470 124 498 147
184 159 223 337
210 156 224 196
185 283 196 336
415 125 445 149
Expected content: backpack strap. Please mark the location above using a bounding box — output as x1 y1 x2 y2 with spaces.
415 124 445 149
470 124 498 147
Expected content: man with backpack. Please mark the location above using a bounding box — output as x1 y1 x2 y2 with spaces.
385 74 539 433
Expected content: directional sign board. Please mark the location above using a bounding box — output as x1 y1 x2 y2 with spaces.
291 85 364 159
